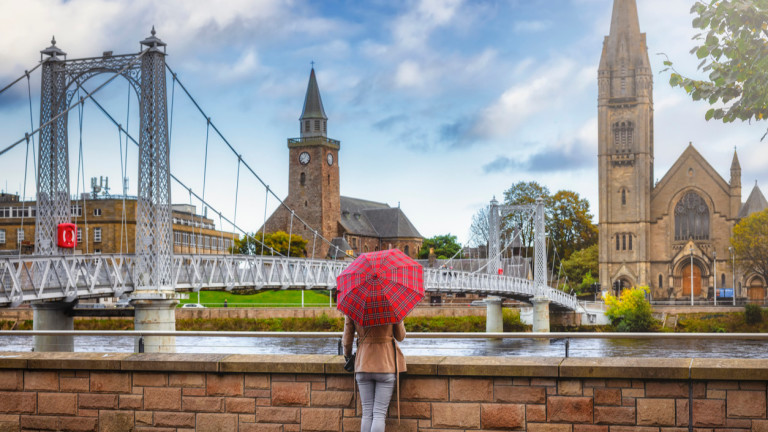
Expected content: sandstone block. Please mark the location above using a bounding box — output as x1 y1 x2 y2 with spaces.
196 413 237 432
594 406 635 425
559 380 583 396
38 392 77 415
169 373 205 388
79 393 118 409
527 424 572 432
693 399 725 427
61 377 89 392
312 390 353 407
144 387 181 411
621 388 644 398
527 404 546 422
271 382 310 406
206 374 243 396
326 375 353 391
255 407 300 424
727 390 766 418
136 410 153 425
637 398 675 426
301 408 342 432
548 396 593 423
240 424 283 432
0 371 22 391
90 372 131 393
58 416 98 432
432 403 480 429
573 426 609 432
450 377 492 401
182 396 224 412
481 403 524 429
754 419 768 432
23 371 59 391
389 401 430 419
0 392 35 413
20 415 58 430
99 410 134 432
645 381 688 398
495 385 546 403
244 374 270 389
119 394 143 410
400 377 448 401
133 372 167 387
225 397 255 413
153 412 195 428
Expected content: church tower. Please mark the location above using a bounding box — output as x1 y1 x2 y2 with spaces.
597 0 654 291
266 68 340 257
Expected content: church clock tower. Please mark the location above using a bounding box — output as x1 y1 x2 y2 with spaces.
598 0 654 291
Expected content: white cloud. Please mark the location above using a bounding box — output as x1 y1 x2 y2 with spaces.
394 60 428 88
513 20 552 33
392 0 463 51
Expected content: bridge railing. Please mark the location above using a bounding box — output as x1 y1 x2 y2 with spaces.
0 254 579 310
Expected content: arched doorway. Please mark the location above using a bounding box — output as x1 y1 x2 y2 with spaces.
748 277 765 302
681 263 702 297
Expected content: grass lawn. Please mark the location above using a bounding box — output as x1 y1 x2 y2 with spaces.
178 289 333 308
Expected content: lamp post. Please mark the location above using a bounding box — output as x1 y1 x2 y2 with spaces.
690 247 694 306
729 246 736 306
713 250 717 306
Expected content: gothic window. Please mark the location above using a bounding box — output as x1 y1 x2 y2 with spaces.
305 120 309 132
613 121 634 152
721 273 726 287
659 274 663 289
621 189 626 205
629 235 633 250
323 121 327 132
300 172 306 186
314 120 320 131
616 235 620 251
622 235 626 250
674 192 710 240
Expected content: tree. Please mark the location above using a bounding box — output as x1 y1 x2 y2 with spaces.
561 244 599 292
233 231 308 257
605 286 657 332
666 0 768 140
547 190 598 265
730 208 768 284
418 234 462 259
502 181 551 254
468 205 490 249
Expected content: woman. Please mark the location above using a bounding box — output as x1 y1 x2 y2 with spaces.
342 315 406 432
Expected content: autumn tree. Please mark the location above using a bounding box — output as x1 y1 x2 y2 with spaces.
666 0 768 139
561 244 599 292
233 231 308 257
418 234 462 259
730 208 768 284
547 190 599 264
502 181 551 253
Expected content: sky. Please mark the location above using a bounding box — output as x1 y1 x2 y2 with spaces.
0 0 767 246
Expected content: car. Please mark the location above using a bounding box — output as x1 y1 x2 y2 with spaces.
115 298 132 308
181 303 206 308
470 300 486 307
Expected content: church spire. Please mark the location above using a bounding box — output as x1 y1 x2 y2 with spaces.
299 67 327 138
598 0 651 99
730 148 741 188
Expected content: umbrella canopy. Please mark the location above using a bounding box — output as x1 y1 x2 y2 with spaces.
336 249 424 327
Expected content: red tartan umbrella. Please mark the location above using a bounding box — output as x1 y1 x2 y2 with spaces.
336 249 424 327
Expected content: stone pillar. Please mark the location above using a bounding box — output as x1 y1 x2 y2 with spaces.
32 302 74 352
485 297 503 333
132 299 178 353
532 297 550 333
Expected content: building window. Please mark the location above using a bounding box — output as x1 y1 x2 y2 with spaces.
616 235 620 251
622 235 626 250
659 274 663 289
71 205 82 217
93 208 102 216
17 229 24 243
174 232 181 245
621 189 626 205
674 191 710 240
323 121 326 132
94 249 101 254
93 228 102 243
314 120 320 131
612 121 634 151
721 273 726 288
305 120 309 132
628 235 633 250
77 228 82 243
300 172 306 186
0 229 5 244
404 245 410 256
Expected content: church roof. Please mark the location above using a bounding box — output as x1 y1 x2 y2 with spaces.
738 183 768 219
327 237 353 259
339 196 423 239
300 68 327 120
731 149 741 171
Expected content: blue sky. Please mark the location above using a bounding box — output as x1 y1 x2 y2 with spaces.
1 0 767 245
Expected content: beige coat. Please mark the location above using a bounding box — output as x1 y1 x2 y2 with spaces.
342 316 407 374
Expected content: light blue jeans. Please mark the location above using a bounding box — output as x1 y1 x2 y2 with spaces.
356 372 396 432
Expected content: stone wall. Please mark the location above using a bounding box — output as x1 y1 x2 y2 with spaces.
1 353 768 431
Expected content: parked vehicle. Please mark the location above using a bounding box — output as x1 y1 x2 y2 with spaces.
181 303 206 308
470 300 486 307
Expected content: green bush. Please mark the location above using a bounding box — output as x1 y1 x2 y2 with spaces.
604 286 657 332
744 304 763 325
502 309 529 332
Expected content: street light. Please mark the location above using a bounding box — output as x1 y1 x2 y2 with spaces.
713 250 717 306
729 246 736 306
690 247 694 306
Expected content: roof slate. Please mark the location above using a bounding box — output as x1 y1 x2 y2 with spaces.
738 184 768 219
339 196 423 239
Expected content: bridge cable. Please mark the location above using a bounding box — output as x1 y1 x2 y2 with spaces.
75 92 90 254
232 156 241 253
80 89 283 257
198 118 211 255
287 211 294 258
118 82 131 258
0 50 148 159
261 187 269 255
0 64 41 98
18 71 39 258
164 64 353 259
24 71 38 184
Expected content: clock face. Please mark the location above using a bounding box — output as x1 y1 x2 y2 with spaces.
299 152 310 165
326 153 334 166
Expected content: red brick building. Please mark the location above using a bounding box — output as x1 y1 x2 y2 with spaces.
264 69 422 259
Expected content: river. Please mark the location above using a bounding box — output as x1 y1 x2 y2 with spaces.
1 335 767 358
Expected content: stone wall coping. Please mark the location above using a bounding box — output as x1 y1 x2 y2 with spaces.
1 352 766 380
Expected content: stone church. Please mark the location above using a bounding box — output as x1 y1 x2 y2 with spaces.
598 0 768 301
263 69 423 259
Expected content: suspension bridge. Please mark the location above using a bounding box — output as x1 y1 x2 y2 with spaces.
0 30 586 350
